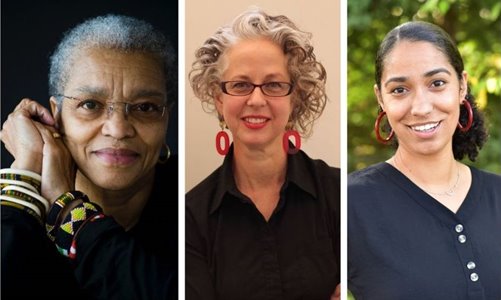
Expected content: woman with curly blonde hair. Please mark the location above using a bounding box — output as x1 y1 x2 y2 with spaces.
186 7 340 300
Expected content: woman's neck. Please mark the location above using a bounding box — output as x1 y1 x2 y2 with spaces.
75 168 155 230
389 146 471 213
390 146 457 186
232 141 287 221
232 142 287 192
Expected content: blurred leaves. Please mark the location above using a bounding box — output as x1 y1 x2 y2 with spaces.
348 0 501 174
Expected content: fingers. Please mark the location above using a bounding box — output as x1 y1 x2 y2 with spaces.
15 98 55 126
34 122 75 201
33 121 61 147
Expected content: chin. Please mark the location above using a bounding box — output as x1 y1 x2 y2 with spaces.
81 166 144 191
414 142 448 156
92 175 139 191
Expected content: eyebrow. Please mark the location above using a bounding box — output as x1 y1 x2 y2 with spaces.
73 86 165 100
227 73 289 82
384 76 407 87
423 67 451 77
384 67 452 87
131 89 166 100
74 86 108 97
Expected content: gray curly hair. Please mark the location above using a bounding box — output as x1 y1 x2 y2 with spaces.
49 14 176 105
189 8 327 137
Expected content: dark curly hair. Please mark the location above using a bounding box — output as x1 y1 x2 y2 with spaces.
375 21 488 161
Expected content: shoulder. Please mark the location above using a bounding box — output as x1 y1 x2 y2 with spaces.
473 167 501 182
348 162 387 189
186 165 223 218
297 151 340 182
348 163 397 207
471 166 501 192
293 152 340 212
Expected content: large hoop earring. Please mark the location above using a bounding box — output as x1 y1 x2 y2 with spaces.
374 111 394 144
457 100 473 133
282 122 301 154
158 143 171 164
216 119 230 156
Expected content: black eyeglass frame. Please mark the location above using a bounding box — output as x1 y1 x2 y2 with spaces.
220 81 294 97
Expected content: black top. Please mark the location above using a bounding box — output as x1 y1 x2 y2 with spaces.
348 162 501 300
1 157 178 300
186 147 340 300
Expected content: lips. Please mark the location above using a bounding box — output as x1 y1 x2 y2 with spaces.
410 121 440 132
244 117 267 124
93 148 139 166
242 116 269 129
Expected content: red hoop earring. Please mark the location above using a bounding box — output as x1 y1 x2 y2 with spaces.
374 111 394 144
215 120 230 156
282 130 301 154
457 100 473 133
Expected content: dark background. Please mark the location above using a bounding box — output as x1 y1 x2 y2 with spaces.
1 0 179 167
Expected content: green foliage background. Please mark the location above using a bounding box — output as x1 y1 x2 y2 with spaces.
348 0 501 174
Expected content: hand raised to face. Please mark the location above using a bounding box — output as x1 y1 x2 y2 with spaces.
1 98 56 174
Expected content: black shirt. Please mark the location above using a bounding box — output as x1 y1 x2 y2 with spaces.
348 162 501 300
2 157 178 300
186 148 340 300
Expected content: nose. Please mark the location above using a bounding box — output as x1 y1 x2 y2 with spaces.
410 88 433 116
101 104 135 139
246 86 267 106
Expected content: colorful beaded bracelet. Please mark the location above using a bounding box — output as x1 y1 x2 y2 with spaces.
46 191 88 242
55 201 104 259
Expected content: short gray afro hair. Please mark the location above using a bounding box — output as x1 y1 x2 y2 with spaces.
49 14 176 104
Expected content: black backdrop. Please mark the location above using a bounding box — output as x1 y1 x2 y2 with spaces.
1 0 178 167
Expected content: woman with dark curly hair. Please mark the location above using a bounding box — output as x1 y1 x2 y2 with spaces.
186 7 340 300
348 21 501 299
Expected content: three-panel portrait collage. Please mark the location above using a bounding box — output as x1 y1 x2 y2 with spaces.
1 0 500 299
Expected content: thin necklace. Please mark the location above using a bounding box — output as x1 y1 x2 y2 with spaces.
392 151 460 197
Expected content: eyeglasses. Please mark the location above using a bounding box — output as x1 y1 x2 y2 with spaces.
220 81 294 97
56 95 167 123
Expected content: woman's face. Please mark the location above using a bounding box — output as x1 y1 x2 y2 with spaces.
51 48 168 190
375 40 467 157
215 37 293 152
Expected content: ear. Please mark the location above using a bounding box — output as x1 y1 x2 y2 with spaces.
374 84 384 110
460 71 468 102
214 94 224 117
49 96 61 128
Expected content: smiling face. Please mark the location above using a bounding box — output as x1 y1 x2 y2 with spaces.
375 40 467 157
215 38 293 152
51 48 168 190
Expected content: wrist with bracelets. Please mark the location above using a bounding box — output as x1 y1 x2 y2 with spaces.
1 168 107 260
1 168 46 224
47 191 105 259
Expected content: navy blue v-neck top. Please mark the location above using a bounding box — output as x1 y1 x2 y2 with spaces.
348 162 501 300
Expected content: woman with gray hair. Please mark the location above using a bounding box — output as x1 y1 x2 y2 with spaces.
1 15 177 299
186 8 340 300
